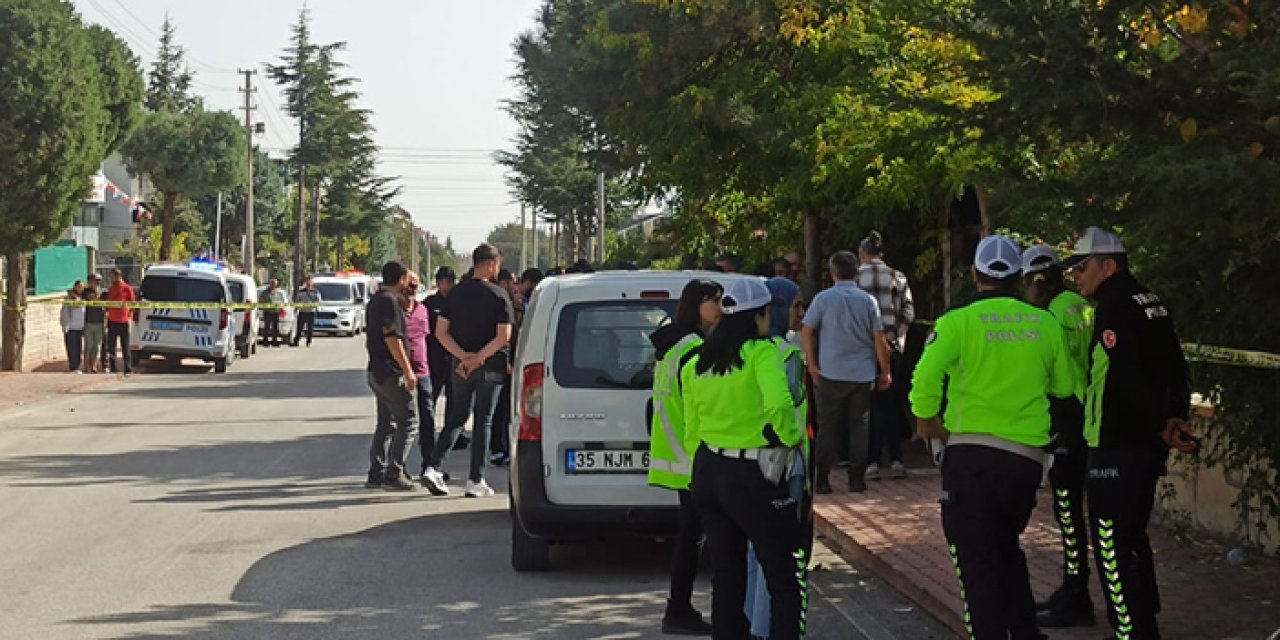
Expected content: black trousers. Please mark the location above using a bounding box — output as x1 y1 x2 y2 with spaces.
415 375 437 474
669 489 704 609
691 446 806 640
1049 445 1090 582
106 322 131 373
867 350 905 465
1088 447 1165 640
64 330 83 371
429 353 451 405
262 313 281 345
940 444 1043 640
293 312 314 345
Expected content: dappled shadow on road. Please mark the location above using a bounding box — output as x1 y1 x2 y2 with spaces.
17 415 366 432
68 510 675 640
89 368 371 401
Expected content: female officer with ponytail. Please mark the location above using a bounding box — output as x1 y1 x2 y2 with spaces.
683 278 807 640
648 279 723 636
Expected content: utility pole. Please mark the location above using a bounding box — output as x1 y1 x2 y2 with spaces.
294 79 307 287
520 203 528 273
596 171 606 266
214 192 222 260
239 69 257 277
312 180 321 273
531 210 539 269
424 231 432 284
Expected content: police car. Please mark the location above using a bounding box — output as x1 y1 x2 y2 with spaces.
130 261 238 373
508 270 753 571
312 273 367 336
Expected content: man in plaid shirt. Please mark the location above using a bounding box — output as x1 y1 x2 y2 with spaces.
856 231 915 480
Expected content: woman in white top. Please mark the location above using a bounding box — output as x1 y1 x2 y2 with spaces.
60 282 86 373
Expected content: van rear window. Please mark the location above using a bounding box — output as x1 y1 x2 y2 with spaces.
553 301 676 390
228 281 246 303
140 276 225 302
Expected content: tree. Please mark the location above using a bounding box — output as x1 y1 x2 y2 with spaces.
85 25 144 150
0 0 139 371
121 108 246 262
486 221 552 271
145 16 198 114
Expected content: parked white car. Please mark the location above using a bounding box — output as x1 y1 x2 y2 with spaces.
508 270 753 571
258 285 295 344
130 261 238 373
224 272 259 359
311 275 366 337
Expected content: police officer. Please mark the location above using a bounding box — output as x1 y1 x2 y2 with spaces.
1022 245 1096 627
292 277 320 347
648 279 722 636
911 235 1077 640
1064 228 1196 640
682 278 807 640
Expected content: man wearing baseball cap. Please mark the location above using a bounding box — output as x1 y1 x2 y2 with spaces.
910 235 1078 639
1022 244 1096 628
1066 227 1195 640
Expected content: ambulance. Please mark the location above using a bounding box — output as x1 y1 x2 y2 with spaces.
130 260 238 373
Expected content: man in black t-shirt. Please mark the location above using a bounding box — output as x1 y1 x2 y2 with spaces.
364 261 419 491
424 267 456 406
420 244 514 498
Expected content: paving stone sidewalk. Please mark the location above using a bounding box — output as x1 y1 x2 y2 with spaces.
813 446 1280 640
0 359 120 413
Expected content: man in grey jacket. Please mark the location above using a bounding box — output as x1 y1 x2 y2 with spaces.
292 277 321 347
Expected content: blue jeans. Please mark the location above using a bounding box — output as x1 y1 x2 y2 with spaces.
415 375 437 474
429 367 504 483
368 372 418 480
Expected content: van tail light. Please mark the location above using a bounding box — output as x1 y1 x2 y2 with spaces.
278 309 287 319
219 308 230 330
518 363 545 442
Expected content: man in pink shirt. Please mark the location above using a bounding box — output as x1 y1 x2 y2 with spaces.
401 271 438 476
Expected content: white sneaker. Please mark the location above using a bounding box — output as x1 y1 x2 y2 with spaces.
864 463 881 481
890 461 908 479
420 468 449 496
464 479 495 498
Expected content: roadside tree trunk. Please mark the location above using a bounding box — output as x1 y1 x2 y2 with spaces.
159 192 178 263
336 232 346 272
1 252 29 372
803 210 821 300
940 204 952 310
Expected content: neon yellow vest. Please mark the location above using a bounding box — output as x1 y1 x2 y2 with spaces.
648 333 703 490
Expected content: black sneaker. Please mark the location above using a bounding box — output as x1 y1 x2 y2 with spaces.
383 473 417 491
847 477 868 493
490 452 510 467
364 474 383 489
815 480 833 495
453 434 471 451
661 602 712 636
1036 585 1094 628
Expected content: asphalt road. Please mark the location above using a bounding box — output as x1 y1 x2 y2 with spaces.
0 334 951 639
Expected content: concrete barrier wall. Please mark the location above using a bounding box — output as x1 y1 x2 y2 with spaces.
20 295 68 371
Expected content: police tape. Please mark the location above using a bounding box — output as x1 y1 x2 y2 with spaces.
5 298 323 311
1182 343 1280 370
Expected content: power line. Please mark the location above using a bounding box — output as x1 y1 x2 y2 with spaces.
104 0 239 75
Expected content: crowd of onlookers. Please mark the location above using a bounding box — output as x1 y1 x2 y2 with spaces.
59 268 137 375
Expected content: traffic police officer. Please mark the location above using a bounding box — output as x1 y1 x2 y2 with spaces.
1064 227 1196 640
648 279 722 636
1022 245 1096 627
911 235 1077 640
683 277 807 640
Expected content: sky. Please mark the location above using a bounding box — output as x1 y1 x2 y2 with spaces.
71 0 544 250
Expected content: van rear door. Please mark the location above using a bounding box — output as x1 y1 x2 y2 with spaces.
541 286 680 507
136 274 227 352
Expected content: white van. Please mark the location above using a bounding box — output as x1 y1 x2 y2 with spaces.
130 261 237 373
224 272 259 359
311 275 366 337
508 270 752 571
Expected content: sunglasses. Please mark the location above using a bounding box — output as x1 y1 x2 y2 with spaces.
406 285 420 291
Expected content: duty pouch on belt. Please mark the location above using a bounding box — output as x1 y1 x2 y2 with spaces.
757 447 796 486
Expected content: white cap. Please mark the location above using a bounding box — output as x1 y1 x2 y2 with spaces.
974 235 1022 279
1063 227 1126 268
720 277 773 315
1021 245 1061 275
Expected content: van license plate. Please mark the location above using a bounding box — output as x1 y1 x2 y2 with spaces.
152 321 181 331
566 449 649 474
183 325 209 334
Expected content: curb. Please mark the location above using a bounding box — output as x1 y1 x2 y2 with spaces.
813 509 968 639
0 372 123 415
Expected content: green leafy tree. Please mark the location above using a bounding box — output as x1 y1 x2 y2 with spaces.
0 0 139 370
486 221 552 271
145 16 199 114
121 108 247 262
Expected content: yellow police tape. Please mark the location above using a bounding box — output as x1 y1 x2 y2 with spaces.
1182 343 1280 370
5 298 322 312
